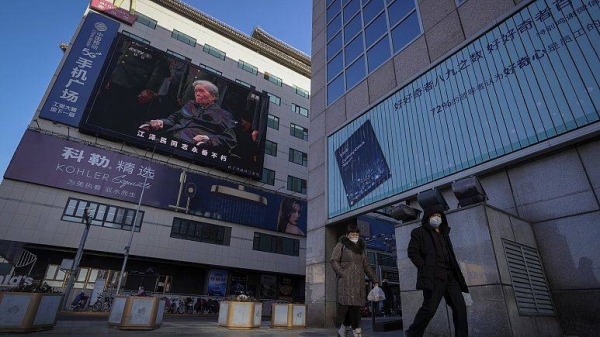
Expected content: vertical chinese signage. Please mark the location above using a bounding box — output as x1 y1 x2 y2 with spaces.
39 11 119 126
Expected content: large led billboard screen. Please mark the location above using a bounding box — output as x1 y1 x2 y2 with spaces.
79 34 269 179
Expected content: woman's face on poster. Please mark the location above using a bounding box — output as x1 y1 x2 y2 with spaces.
289 203 301 225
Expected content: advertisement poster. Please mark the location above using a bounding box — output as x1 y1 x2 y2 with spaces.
278 276 294 301
5 131 307 235
260 274 276 299
334 120 391 207
80 34 269 179
229 272 247 295
39 12 119 126
207 269 227 296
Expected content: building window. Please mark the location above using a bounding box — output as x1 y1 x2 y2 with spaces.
199 63 222 75
287 176 307 194
267 92 281 106
203 44 226 60
253 232 300 256
171 29 196 47
503 239 555 315
122 30 150 45
290 123 308 141
170 217 232 246
267 114 279 130
261 168 275 185
238 60 258 75
62 198 143 232
235 79 251 88
264 72 283 86
292 103 309 117
289 148 308 167
135 12 157 29
265 140 278 156
167 49 191 62
294 85 310 99
326 0 422 105
43 265 122 290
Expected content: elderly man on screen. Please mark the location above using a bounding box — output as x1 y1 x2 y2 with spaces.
149 80 237 150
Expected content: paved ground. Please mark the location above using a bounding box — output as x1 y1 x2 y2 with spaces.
1 313 405 337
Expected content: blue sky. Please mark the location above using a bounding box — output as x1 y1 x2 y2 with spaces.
0 0 312 179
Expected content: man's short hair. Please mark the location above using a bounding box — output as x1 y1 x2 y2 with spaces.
192 80 219 100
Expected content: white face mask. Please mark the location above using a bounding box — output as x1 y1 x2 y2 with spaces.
429 216 442 228
350 238 359 243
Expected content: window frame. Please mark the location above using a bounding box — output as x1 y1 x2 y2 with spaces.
290 123 309 141
238 60 258 75
261 168 276 185
203 44 226 60
171 29 196 47
287 175 307 194
134 12 157 29
267 114 280 130
292 103 309 117
264 72 283 86
289 148 308 167
265 140 278 157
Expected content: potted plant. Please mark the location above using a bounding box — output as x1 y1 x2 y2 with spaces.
0 280 63 333
218 293 263 329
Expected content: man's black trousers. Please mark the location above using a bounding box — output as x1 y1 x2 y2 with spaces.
406 272 468 337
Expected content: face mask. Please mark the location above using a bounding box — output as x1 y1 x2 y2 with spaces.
429 216 442 228
350 238 359 243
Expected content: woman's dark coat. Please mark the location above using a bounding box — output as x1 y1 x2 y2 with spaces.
331 236 378 306
407 206 469 293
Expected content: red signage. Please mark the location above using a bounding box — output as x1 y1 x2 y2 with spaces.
90 0 137 25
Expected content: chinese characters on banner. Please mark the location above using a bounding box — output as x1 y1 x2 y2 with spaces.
39 12 119 126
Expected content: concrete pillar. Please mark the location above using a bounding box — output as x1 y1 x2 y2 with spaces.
396 204 562 336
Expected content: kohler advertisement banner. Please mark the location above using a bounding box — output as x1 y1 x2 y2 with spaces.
38 12 119 127
79 34 269 180
5 131 307 236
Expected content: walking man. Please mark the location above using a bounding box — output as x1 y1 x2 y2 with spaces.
405 205 469 337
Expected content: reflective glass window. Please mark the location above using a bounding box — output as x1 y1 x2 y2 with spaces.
328 32 343 60
327 74 345 105
388 0 415 27
344 14 363 44
346 56 366 89
391 11 420 53
328 52 344 81
327 0 341 23
363 0 384 24
345 33 364 65
328 13 342 41
365 12 387 48
343 0 361 24
367 36 390 72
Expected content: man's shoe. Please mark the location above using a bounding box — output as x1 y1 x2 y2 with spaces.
352 327 362 337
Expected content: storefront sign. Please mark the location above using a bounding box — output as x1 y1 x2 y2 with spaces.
5 131 307 235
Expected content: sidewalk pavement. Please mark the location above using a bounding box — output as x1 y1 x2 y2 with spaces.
1 314 405 337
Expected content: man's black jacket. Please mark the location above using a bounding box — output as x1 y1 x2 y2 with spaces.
407 206 469 293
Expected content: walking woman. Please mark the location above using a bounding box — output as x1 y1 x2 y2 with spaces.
331 224 378 337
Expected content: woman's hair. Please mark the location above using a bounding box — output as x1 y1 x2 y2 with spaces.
346 223 360 234
277 198 301 232
192 80 219 100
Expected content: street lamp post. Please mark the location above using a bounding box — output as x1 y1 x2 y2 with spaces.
62 208 92 310
115 168 151 295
